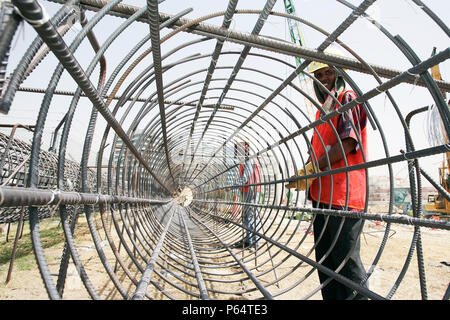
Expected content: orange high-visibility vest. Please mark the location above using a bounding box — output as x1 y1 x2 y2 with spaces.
309 90 367 210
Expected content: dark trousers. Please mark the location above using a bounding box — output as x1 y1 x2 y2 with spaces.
312 202 368 300
242 188 260 245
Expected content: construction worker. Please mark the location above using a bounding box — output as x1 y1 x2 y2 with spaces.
286 49 369 300
233 141 261 249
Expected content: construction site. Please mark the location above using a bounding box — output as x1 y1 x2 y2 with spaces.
0 0 449 302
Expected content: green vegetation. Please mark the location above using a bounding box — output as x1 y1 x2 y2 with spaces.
0 213 104 274
286 212 312 221
0 221 65 271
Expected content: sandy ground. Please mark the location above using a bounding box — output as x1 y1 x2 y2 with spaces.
0 210 448 300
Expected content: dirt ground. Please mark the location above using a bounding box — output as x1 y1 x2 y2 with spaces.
0 209 448 300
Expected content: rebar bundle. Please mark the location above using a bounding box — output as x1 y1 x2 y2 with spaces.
0 0 449 300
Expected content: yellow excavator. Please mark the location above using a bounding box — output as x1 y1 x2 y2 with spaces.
423 50 450 217
424 162 450 215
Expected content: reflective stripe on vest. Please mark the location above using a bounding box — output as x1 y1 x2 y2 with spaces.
309 90 367 210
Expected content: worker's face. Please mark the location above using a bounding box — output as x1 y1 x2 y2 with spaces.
314 67 336 93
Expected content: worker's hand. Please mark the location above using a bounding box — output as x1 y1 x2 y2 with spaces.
285 162 320 191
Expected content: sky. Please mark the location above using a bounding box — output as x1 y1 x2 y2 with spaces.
1 0 449 190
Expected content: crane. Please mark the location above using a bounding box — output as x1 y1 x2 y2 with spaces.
283 0 315 117
284 0 307 81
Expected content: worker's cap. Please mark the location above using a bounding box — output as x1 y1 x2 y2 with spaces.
308 47 347 74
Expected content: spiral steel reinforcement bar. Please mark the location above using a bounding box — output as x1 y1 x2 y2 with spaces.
0 0 449 301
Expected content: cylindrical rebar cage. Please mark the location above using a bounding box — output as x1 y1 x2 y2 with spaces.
0 0 449 300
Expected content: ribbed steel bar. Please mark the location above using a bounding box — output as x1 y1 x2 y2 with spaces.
193 199 450 231
187 0 377 182
132 202 175 300
0 1 20 98
200 142 450 194
190 211 275 300
394 36 433 300
0 186 168 207
420 168 450 202
179 207 210 299
190 207 384 300
164 10 450 92
180 0 239 181
410 0 450 37
145 0 175 184
44 0 450 93
54 3 112 297
0 130 95 223
236 49 450 170
11 0 171 195
0 0 79 114
185 0 372 181
95 7 195 197
184 0 278 175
